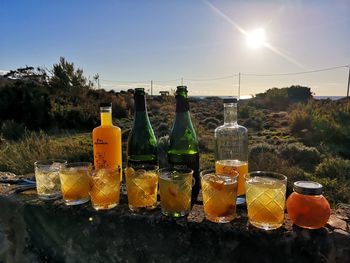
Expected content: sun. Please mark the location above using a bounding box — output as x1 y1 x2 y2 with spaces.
246 28 267 49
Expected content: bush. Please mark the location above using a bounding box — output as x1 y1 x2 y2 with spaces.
157 123 169 137
279 142 321 170
307 158 350 204
203 117 220 126
239 105 256 119
315 158 350 181
243 117 263 131
157 136 169 168
248 149 306 195
289 106 312 134
1 120 27 140
206 122 217 130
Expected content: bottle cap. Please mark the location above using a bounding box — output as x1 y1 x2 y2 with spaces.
223 97 238 103
176 86 188 92
293 181 323 195
135 88 145 94
99 102 112 108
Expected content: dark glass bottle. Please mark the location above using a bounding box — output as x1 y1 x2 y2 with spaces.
127 88 158 166
168 86 200 203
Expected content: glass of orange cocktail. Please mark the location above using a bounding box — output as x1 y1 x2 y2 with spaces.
59 162 91 205
90 167 121 210
159 168 193 217
245 171 287 230
125 165 158 211
201 169 238 223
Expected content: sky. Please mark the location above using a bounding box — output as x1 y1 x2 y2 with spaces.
1 0 349 96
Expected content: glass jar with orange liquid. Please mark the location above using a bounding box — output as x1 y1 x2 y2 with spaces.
286 181 331 229
214 97 248 205
92 103 122 180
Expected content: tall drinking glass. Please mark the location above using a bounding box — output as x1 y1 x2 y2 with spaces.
245 171 287 230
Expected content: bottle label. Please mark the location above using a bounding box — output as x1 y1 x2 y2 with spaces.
94 138 108 145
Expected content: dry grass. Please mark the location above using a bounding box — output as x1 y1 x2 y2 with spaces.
0 131 92 175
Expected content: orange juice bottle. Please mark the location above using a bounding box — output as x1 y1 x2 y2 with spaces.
92 103 122 180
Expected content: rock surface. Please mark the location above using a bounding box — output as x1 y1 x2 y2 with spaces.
0 177 349 263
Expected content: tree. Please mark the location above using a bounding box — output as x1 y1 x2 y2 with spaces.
49 57 92 96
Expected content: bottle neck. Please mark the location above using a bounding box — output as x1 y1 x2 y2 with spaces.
175 95 189 113
101 110 112 126
134 95 146 112
224 103 237 124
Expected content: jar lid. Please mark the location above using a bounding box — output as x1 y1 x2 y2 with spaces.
293 181 323 195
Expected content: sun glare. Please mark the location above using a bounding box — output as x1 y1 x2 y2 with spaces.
246 28 266 49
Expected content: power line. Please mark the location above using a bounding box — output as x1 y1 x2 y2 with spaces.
241 65 349 77
98 64 349 84
186 74 239 82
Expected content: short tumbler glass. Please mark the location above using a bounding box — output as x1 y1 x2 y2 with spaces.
245 171 287 230
34 159 67 200
90 167 121 210
201 169 238 223
59 162 91 205
159 168 193 217
125 165 159 211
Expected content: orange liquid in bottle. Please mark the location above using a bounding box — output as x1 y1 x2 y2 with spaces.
93 111 122 180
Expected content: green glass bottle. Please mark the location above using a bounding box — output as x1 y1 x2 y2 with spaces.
127 88 158 166
168 86 200 203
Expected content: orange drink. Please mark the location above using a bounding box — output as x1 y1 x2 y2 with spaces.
245 171 287 230
90 168 121 210
59 162 91 205
201 170 238 223
125 165 158 211
215 160 248 197
159 168 193 217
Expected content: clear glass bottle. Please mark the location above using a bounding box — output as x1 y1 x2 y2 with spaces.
92 103 122 180
127 88 158 166
214 97 248 204
168 86 199 204
286 181 331 229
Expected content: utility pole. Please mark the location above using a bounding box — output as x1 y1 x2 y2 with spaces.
347 66 350 97
151 80 153 96
238 72 241 99
181 77 183 86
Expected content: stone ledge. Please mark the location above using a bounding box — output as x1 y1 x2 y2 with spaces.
0 188 349 263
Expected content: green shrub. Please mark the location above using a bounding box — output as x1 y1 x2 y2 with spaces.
315 158 350 181
279 142 321 170
203 117 220 126
307 158 350 204
206 122 217 130
1 120 27 140
289 106 312 134
157 136 169 168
